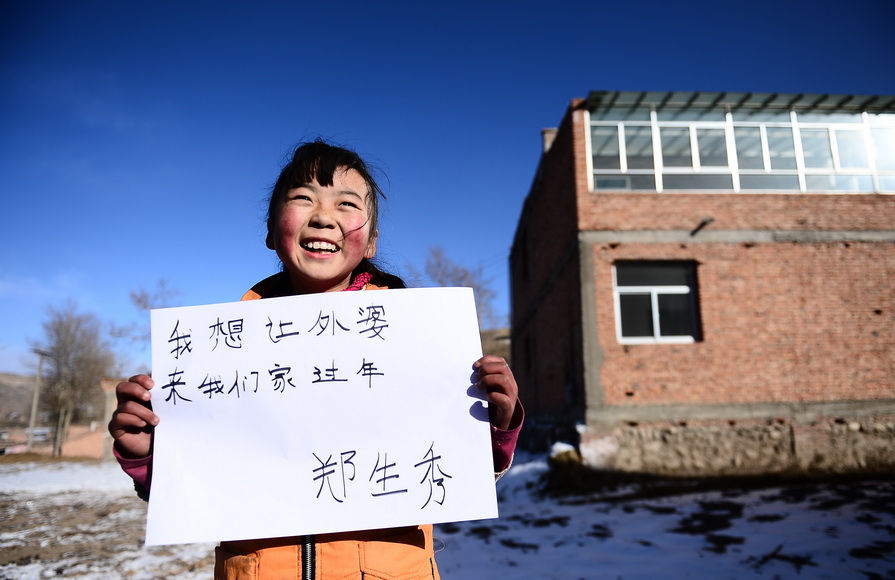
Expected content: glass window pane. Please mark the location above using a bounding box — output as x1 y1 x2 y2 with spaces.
594 175 629 190
868 114 895 126
658 293 694 337
661 128 692 167
795 112 863 124
734 127 764 170
871 128 895 171
619 294 654 337
617 262 692 286
697 128 728 167
628 174 657 190
657 108 726 122
767 128 797 170
625 126 654 169
593 107 652 121
593 174 657 190
805 174 873 192
835 130 868 168
801 129 834 168
730 110 792 122
663 174 733 190
879 175 895 191
739 174 801 190
591 126 620 169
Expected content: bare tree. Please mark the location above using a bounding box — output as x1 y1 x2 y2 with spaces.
111 278 180 344
33 301 116 455
424 247 501 330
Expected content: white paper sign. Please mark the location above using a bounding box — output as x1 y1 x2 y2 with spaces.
145 287 498 546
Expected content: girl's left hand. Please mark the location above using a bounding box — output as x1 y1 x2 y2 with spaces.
474 355 518 431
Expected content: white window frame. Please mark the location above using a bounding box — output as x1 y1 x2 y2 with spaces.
588 107 894 194
612 264 697 345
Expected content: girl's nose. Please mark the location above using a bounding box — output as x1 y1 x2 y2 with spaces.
309 206 336 228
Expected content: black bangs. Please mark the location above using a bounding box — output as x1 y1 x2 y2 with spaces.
274 138 381 197
266 138 384 242
287 141 369 189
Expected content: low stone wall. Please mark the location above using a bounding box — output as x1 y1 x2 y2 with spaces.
578 416 895 477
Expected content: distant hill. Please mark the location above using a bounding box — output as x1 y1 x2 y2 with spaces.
0 372 36 426
481 328 511 365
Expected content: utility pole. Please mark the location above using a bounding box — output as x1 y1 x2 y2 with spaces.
27 349 50 453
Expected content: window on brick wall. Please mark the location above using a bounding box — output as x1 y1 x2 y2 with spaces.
613 261 702 344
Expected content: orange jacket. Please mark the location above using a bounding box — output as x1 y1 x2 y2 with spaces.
215 526 440 580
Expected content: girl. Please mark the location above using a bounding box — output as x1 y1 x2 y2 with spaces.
109 139 523 580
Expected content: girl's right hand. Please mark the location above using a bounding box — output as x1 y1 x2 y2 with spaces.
108 374 158 459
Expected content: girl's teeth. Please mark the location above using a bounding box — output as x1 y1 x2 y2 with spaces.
306 241 337 251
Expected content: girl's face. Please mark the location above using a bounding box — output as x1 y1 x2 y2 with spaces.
269 168 377 294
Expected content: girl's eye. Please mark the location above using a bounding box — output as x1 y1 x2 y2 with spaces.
340 201 360 209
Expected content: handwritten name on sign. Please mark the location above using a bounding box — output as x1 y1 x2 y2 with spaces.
144 287 498 546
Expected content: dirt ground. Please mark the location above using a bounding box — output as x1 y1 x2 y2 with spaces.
1 491 210 575
0 488 216 579
0 455 215 579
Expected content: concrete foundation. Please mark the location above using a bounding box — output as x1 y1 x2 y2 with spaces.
578 415 895 477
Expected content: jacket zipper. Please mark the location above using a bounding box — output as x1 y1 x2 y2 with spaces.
301 535 315 580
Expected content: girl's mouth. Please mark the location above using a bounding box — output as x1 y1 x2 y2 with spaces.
301 240 339 254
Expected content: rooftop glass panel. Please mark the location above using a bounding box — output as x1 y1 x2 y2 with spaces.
588 91 894 193
868 113 895 126
871 128 895 170
625 126 654 169
879 176 895 191
766 128 798 170
835 130 869 168
591 126 620 169
796 111 863 124
593 174 657 190
734 127 765 170
663 174 734 190
805 174 873 192
696 128 728 167
660 128 692 167
739 174 801 190
801 129 834 169
731 110 793 122
591 107 651 121
657 108 726 122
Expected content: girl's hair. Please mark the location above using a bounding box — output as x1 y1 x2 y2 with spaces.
266 138 406 289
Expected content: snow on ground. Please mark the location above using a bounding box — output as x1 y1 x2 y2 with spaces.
436 454 895 579
1 454 894 579
0 460 134 494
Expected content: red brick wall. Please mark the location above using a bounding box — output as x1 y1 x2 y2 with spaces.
511 101 588 425
514 258 584 417
577 192 895 233
511 102 583 312
591 240 895 407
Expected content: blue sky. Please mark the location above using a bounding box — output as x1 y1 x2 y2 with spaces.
2 0 894 375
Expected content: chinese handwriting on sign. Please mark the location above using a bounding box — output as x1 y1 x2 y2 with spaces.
160 303 390 403
168 322 192 359
311 444 451 510
209 318 244 350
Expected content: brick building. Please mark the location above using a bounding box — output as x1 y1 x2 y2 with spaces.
511 91 895 476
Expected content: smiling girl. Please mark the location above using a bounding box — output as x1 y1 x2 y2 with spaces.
108 139 523 579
